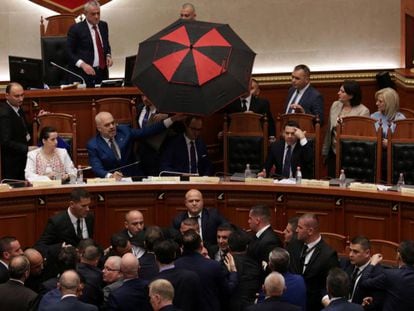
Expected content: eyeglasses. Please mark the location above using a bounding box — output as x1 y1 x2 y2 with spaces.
103 266 120 272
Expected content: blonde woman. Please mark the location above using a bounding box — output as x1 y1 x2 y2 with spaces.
371 87 405 147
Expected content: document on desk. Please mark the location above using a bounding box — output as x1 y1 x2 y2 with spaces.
275 178 296 184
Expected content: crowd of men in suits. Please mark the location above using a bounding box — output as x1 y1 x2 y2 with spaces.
1 187 413 310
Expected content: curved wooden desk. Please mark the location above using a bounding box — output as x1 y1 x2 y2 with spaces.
0 182 413 248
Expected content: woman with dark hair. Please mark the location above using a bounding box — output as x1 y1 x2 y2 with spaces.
25 126 76 181
322 80 370 177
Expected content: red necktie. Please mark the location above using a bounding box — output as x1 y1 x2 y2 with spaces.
93 25 106 69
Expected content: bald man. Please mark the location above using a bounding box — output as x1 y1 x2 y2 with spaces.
107 253 151 310
246 272 300 311
172 189 226 247
87 111 184 179
287 213 338 311
180 3 196 20
43 270 97 310
149 279 179 311
24 248 44 292
119 210 145 248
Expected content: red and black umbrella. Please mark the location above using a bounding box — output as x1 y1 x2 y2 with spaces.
132 19 256 116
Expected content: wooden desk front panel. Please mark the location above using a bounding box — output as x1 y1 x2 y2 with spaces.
0 183 413 249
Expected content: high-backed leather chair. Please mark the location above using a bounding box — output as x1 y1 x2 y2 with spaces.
92 98 137 132
387 118 414 185
400 107 414 118
40 14 76 87
223 112 268 175
370 239 399 267
33 113 77 165
335 116 382 183
276 113 321 179
321 232 349 258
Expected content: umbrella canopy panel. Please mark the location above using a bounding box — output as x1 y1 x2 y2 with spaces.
132 19 256 116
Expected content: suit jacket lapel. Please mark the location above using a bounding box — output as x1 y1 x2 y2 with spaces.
305 240 322 274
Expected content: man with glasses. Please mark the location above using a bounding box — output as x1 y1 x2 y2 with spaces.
161 116 213 176
87 111 184 179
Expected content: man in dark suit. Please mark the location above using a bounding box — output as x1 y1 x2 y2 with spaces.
360 240 414 311
153 239 202 311
284 64 324 124
160 116 213 176
67 1 112 87
174 230 238 311
136 95 175 176
35 188 94 261
259 120 314 179
118 209 146 253
77 245 103 307
42 269 97 311
245 271 300 311
322 268 363 311
172 189 226 247
87 111 183 179
107 253 152 311
149 279 181 311
247 205 282 266
0 82 36 180
0 255 38 311
208 223 235 261
225 78 276 138
0 236 24 284
329 236 382 310
268 247 306 310
287 213 339 311
24 248 45 293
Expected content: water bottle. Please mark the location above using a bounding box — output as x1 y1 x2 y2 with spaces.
77 165 83 184
244 163 252 179
397 173 405 191
339 169 346 188
296 166 302 184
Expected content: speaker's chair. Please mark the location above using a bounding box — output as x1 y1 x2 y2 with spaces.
276 113 320 179
223 112 268 175
387 118 414 185
335 116 382 183
33 113 77 165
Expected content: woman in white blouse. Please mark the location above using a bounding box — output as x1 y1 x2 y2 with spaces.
25 126 76 181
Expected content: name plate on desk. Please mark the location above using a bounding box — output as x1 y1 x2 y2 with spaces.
87 178 116 184
32 180 62 188
244 178 274 184
401 187 414 196
144 176 181 182
189 176 220 183
349 182 378 191
0 184 11 191
301 179 330 187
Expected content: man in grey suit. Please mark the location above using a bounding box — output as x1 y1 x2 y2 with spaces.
284 64 324 124
0 255 38 310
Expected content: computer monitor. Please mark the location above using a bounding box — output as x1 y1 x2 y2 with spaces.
9 56 44 90
124 55 137 86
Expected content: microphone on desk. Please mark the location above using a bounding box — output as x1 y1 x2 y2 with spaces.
0 179 32 188
108 161 141 173
159 171 199 177
50 62 87 89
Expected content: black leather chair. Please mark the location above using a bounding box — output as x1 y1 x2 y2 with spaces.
223 112 268 174
41 36 70 87
387 118 414 185
335 116 382 183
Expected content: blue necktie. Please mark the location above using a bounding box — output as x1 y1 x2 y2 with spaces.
142 106 150 128
282 145 292 178
190 141 197 173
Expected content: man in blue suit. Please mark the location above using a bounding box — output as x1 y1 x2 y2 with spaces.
67 1 112 87
360 240 414 311
284 64 324 124
87 111 182 179
160 116 213 176
322 268 363 311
